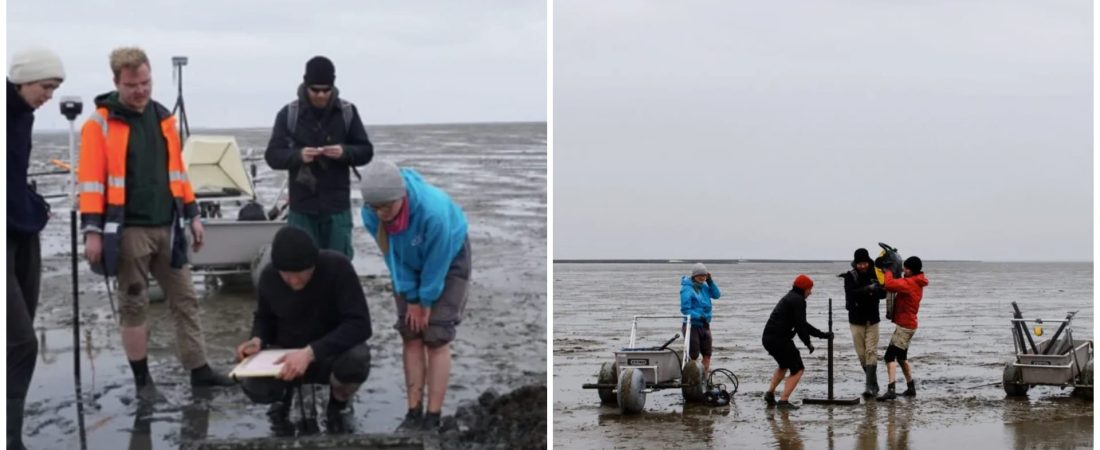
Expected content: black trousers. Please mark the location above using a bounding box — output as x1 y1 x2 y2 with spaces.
240 343 371 404
7 231 42 447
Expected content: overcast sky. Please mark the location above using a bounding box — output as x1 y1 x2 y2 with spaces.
554 0 1092 262
8 1 546 130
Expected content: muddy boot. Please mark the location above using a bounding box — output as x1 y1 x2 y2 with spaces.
8 399 26 450
861 366 874 398
877 382 897 401
421 411 442 433
764 391 777 406
869 364 880 397
267 389 295 437
776 400 800 410
191 364 236 387
325 393 355 434
396 406 423 432
902 380 916 397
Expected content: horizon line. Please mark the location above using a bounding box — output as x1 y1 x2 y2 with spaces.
553 258 1093 264
32 119 547 133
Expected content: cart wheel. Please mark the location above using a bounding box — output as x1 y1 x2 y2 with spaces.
597 361 619 405
1003 360 1029 396
1074 359 1092 398
617 367 646 414
681 360 707 403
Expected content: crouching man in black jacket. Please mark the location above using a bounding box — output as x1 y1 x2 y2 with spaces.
236 226 372 434
761 274 833 410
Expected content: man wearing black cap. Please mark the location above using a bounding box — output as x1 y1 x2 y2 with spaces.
236 226 373 433
877 256 928 401
265 55 373 259
840 248 887 398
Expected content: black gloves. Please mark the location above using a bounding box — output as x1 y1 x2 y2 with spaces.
807 343 815 354
825 331 834 340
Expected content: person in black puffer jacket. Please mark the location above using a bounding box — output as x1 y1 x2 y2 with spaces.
840 248 887 398
7 46 65 450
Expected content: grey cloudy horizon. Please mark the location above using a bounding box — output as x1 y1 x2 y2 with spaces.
554 0 1093 262
8 1 546 131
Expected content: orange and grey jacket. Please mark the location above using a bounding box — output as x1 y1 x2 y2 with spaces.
78 95 199 275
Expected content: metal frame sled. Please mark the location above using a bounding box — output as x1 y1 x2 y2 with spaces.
582 314 737 414
1003 302 1093 398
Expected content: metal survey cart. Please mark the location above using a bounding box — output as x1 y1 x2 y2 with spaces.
582 314 736 414
1003 302 1093 398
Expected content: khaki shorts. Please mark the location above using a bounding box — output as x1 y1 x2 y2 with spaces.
889 325 916 351
394 238 471 347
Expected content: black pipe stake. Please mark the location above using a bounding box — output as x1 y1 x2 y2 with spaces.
70 210 88 449
1011 302 1038 354
827 297 833 399
804 298 860 405
1043 312 1074 355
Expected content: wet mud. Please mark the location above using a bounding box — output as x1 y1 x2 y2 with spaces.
553 262 1093 449
22 122 547 448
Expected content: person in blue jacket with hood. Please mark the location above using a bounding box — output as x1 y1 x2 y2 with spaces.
360 161 471 433
681 262 721 374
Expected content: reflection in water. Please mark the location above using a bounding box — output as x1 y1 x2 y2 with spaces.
884 403 913 450
767 408 803 450
595 401 731 445
855 402 878 450
1004 396 1094 449
126 400 154 450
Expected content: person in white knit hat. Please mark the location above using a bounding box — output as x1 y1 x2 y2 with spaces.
8 46 65 450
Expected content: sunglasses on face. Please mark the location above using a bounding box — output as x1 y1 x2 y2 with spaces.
308 85 332 94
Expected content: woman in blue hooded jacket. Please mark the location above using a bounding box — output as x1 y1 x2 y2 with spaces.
360 161 470 433
680 262 721 373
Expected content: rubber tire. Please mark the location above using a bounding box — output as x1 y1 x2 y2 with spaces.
1003 360 1029 397
681 360 707 403
598 361 619 405
617 367 647 414
1075 359 1092 398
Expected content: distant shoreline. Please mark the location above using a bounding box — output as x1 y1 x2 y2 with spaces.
32 120 547 134
554 259 991 264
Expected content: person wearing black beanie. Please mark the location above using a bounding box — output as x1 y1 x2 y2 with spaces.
236 226 373 433
264 55 374 261
839 247 887 399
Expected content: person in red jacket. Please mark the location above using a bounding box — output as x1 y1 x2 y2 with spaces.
877 256 929 401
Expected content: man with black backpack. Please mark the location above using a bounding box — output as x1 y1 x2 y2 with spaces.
265 56 374 258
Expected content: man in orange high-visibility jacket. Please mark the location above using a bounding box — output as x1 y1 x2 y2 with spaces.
78 47 233 398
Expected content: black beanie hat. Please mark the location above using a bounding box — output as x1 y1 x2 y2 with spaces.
904 256 922 274
852 248 873 265
304 56 335 86
271 226 318 272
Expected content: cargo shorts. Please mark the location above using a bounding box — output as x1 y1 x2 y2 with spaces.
394 238 471 347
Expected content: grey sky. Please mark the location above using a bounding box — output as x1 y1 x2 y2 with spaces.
554 1 1092 262
8 1 546 130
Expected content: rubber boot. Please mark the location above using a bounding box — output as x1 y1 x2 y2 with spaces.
764 391 777 406
869 364 880 397
397 406 423 432
191 364 236 387
776 400 800 410
902 380 916 397
8 399 26 450
877 382 897 401
267 388 295 437
861 366 874 398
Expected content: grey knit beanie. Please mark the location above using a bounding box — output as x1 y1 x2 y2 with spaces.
691 263 708 277
360 160 407 204
9 47 65 84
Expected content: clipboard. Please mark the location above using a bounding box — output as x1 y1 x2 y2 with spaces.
229 349 295 379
